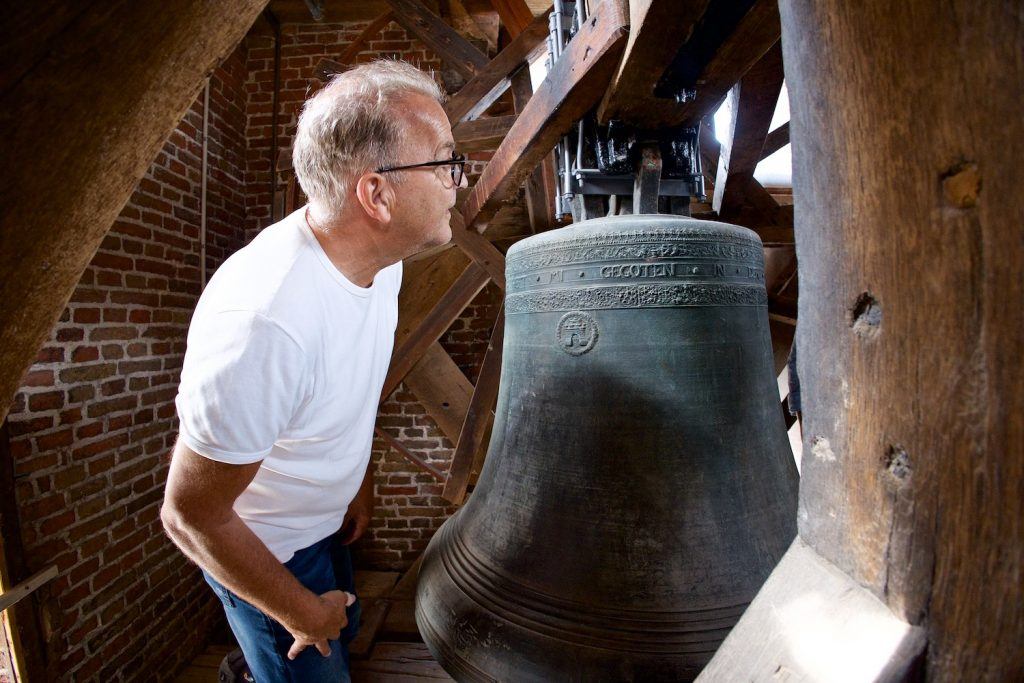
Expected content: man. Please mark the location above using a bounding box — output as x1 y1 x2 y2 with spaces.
161 60 468 681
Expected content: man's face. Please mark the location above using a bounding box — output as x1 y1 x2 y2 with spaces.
389 93 466 255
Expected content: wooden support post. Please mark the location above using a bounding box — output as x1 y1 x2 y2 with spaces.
462 0 630 232
0 0 267 423
443 305 504 504
383 0 489 80
633 145 662 214
509 67 558 233
707 0 1024 678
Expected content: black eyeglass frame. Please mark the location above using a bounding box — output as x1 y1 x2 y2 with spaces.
376 154 468 187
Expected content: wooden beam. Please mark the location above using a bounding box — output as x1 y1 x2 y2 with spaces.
313 57 345 82
453 114 516 152
0 0 266 423
444 8 552 123
0 420 48 680
448 211 506 289
462 0 630 231
713 42 784 220
489 0 533 37
375 427 446 481
760 121 790 161
699 118 721 189
635 0 781 129
313 11 397 82
382 261 490 399
596 0 710 125
510 66 558 233
448 0 498 52
443 305 504 504
403 343 474 444
0 566 58 614
396 247 469 348
700 539 926 681
383 0 489 80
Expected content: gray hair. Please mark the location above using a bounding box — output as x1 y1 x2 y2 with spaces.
293 59 446 217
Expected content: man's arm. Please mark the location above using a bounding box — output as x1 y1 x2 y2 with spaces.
160 438 352 658
338 458 374 545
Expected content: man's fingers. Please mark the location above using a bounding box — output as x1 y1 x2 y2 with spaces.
338 517 355 544
287 638 333 659
287 640 307 660
340 514 368 545
345 591 356 607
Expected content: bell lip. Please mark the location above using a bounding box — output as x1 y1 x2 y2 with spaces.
506 214 763 261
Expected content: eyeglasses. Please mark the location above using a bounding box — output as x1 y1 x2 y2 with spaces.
377 153 467 188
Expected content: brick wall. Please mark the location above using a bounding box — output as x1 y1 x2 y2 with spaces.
2 45 249 681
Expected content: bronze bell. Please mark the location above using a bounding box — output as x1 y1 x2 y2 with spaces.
416 215 798 681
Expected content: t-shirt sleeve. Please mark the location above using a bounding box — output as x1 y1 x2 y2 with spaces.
175 310 310 464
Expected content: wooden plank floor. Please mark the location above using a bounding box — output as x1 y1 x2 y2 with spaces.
175 568 453 682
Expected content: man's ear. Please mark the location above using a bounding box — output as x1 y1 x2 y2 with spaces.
353 172 394 225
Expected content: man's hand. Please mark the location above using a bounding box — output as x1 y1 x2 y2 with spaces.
285 589 356 659
338 461 375 545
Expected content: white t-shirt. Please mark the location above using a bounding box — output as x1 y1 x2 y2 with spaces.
175 208 402 562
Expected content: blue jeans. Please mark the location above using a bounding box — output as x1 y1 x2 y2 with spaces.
203 535 361 682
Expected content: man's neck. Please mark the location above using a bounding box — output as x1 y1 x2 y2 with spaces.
304 205 397 288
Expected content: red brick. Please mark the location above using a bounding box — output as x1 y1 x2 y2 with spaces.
36 346 65 363
9 415 53 436
86 395 138 418
22 492 67 520
28 391 63 411
71 346 100 362
89 326 137 341
22 368 54 387
37 428 73 450
91 253 133 270
56 327 85 342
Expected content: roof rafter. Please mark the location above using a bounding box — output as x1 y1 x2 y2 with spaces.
444 8 552 123
383 0 489 80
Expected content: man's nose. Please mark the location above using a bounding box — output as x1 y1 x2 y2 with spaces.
459 171 469 189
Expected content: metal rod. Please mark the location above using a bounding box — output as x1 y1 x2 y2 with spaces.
200 80 209 289
269 11 282 222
